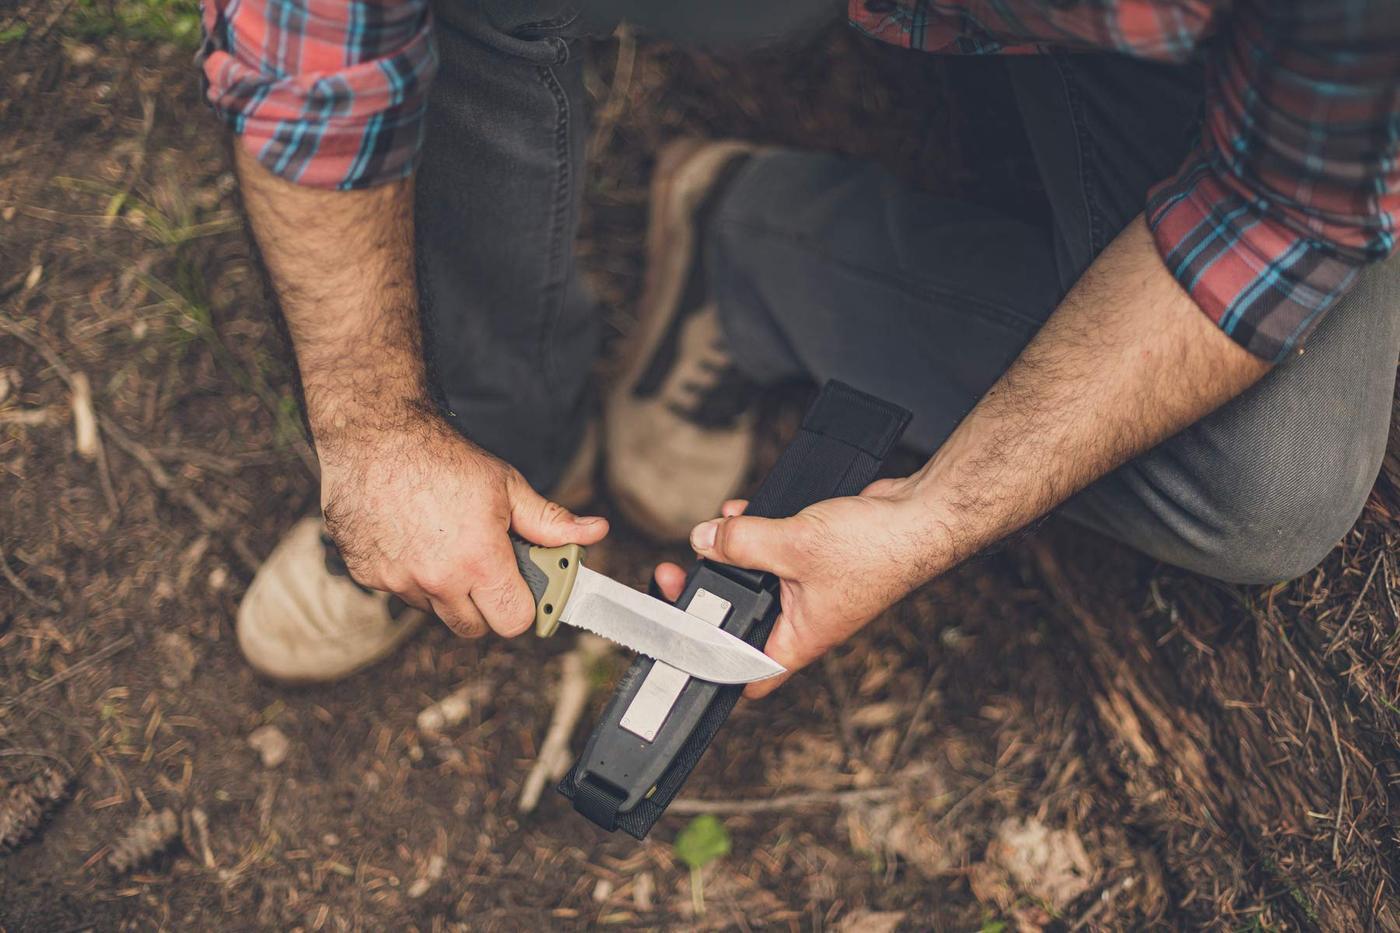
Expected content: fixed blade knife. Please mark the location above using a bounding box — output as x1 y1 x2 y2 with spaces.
511 538 784 685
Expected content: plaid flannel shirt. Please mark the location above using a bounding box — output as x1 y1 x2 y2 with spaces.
201 0 1400 361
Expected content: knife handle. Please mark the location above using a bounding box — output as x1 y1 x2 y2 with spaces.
511 536 585 637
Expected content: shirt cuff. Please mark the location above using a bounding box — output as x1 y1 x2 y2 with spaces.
1146 158 1364 364
200 6 437 190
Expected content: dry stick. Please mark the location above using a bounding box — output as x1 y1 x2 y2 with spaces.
0 406 54 425
98 413 259 574
1274 618 1349 868
109 95 156 223
893 669 940 768
0 544 61 612
519 634 613 813
821 654 860 767
1325 548 1384 656
1 635 135 710
0 747 77 777
587 24 636 161
670 785 905 816
0 315 120 515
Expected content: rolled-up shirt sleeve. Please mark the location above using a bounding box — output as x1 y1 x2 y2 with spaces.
199 0 437 190
1145 1 1400 363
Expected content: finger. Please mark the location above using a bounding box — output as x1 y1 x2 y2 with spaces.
689 514 801 576
721 499 749 518
507 473 608 547
742 613 818 699
394 587 433 613
430 593 489 639
469 535 539 637
653 562 687 602
469 586 535 638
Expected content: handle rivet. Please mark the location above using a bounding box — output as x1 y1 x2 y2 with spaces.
559 558 570 569
543 603 554 615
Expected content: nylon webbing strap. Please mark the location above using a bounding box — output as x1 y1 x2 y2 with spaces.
558 381 910 837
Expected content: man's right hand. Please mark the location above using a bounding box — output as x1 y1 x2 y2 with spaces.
229 150 607 641
317 403 608 639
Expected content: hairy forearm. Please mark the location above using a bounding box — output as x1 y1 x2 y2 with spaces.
911 215 1271 569
234 146 430 454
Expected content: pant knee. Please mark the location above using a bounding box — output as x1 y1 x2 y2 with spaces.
1186 480 1375 585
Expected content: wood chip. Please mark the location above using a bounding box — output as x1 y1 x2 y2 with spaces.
417 685 479 738
247 725 290 769
69 371 98 460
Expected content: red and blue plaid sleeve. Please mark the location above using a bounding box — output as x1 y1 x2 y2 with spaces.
199 0 438 190
1147 1 1400 362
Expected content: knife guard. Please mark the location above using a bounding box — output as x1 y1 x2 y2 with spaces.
558 380 911 838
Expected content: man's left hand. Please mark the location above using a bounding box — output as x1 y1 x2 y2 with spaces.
653 477 947 698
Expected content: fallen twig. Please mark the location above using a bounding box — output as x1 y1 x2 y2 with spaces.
69 371 98 460
0 316 119 514
2 634 135 709
0 406 54 425
1325 548 1384 656
0 543 61 612
588 24 636 161
669 785 903 816
98 413 258 573
519 634 612 813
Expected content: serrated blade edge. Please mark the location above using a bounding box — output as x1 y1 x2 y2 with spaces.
559 568 784 684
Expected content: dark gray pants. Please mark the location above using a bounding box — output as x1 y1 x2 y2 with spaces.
415 2 1400 584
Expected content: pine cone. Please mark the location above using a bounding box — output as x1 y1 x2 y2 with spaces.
107 807 178 874
0 767 72 852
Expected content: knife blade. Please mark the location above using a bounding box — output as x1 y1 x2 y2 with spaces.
511 538 784 685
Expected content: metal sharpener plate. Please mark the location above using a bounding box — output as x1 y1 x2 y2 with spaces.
619 588 733 741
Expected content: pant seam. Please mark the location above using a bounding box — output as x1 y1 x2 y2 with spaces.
1050 56 1105 260
534 61 573 467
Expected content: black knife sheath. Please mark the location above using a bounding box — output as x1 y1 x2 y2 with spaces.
557 380 911 838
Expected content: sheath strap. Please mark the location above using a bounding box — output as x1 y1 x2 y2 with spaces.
560 380 910 837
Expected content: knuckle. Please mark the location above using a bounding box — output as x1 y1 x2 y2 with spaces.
717 518 746 554
414 565 454 595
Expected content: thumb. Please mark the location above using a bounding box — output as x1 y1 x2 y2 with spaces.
690 514 799 576
507 474 608 547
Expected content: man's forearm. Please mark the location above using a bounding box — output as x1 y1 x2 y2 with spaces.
911 215 1272 569
233 146 430 453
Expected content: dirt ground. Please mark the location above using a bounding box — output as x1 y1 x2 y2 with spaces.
2 5 1397 931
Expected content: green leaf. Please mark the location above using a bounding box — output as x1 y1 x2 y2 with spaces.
673 814 731 871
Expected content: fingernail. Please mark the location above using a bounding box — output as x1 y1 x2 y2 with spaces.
691 520 717 550
575 516 603 526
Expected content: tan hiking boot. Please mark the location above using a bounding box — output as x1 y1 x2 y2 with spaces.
605 140 760 541
236 421 599 683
